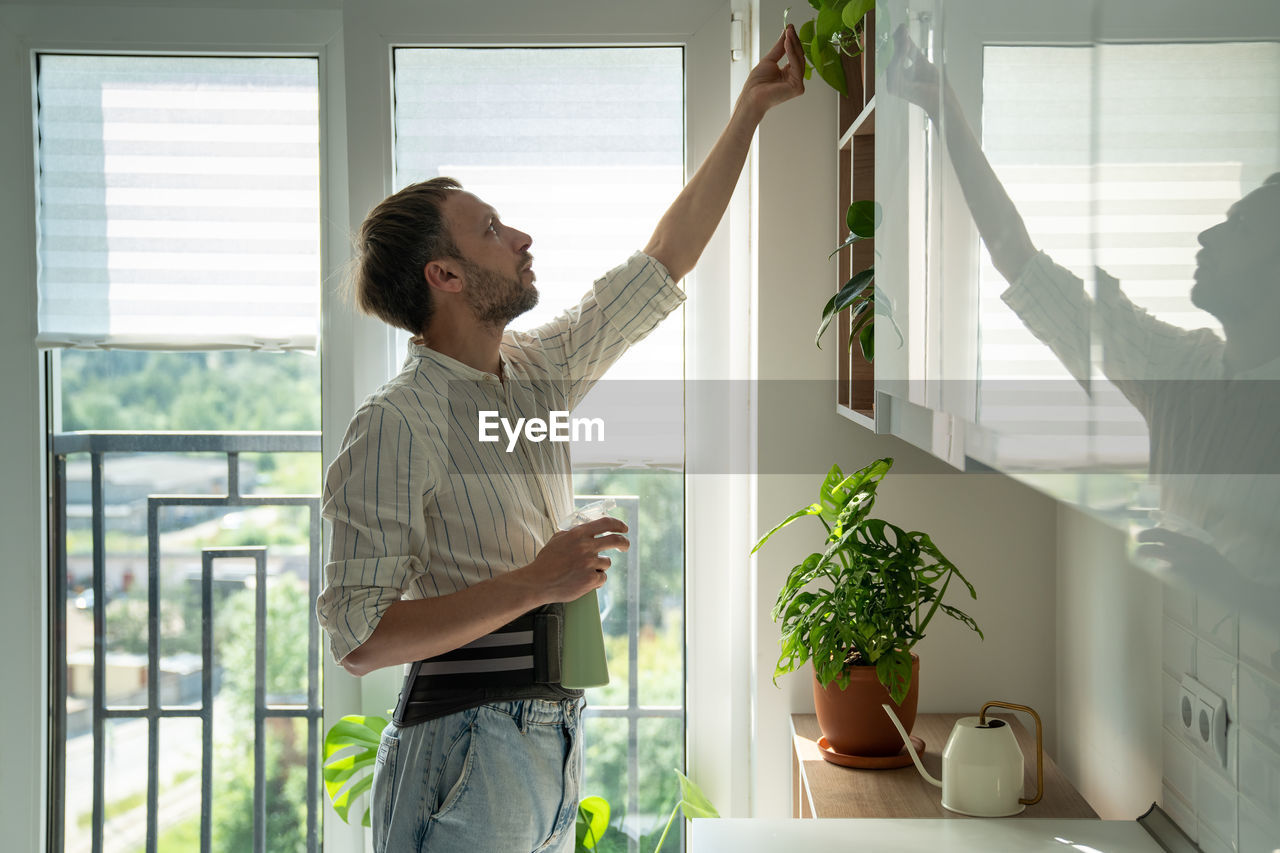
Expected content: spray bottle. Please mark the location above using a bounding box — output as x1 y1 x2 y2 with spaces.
556 498 615 688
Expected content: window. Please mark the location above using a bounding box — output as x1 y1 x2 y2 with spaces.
392 46 687 851
39 54 324 853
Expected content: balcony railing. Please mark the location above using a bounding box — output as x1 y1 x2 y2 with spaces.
50 431 323 853
51 432 681 853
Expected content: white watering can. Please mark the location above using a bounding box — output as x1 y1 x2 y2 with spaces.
883 700 1044 817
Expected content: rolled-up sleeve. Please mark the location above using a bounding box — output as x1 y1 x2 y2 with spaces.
518 250 686 409
1000 251 1093 387
316 401 431 663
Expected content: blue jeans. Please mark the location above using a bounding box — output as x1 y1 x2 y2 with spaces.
371 697 584 853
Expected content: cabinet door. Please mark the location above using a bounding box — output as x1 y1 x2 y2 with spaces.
877 0 1280 615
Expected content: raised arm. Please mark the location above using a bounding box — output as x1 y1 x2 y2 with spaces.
886 25 1037 282
644 25 806 281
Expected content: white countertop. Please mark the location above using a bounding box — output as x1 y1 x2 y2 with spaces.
689 818 1164 852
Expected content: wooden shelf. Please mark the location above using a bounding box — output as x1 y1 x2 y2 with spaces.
836 402 875 430
791 713 1099 820
838 97 876 150
835 13 875 428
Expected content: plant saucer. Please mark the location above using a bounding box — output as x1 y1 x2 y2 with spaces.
816 734 925 770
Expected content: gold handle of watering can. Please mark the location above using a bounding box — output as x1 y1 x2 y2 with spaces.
980 700 1044 806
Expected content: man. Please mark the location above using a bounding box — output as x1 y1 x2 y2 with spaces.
317 26 806 852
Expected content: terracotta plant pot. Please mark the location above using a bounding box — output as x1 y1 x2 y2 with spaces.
813 654 919 757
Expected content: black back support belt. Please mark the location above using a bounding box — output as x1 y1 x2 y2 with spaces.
393 604 564 723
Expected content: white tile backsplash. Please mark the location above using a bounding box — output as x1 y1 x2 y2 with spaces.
1241 662 1280 753
1240 797 1280 853
1159 596 1279 853
1165 618 1196 678
1163 671 1183 735
1241 609 1280 683
1239 729 1280 815
1162 783 1198 842
1164 729 1197 803
1197 822 1236 853
1197 753 1240 847
1195 640 1240 784
1197 597 1238 656
1196 640 1238 710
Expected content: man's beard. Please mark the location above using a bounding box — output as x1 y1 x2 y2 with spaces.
460 256 538 327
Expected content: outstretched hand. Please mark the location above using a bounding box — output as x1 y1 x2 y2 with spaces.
740 25 807 116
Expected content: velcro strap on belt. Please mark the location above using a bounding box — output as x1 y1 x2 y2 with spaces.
393 606 563 719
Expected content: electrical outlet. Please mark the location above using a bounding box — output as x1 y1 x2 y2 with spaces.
1179 674 1228 768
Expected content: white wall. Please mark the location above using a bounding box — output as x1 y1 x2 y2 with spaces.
1054 505 1162 819
749 0 1060 817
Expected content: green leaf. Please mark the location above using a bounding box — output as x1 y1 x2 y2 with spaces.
876 649 914 705
576 795 611 850
798 19 816 51
322 715 387 826
828 230 865 259
814 5 843 44
675 770 720 819
846 200 881 237
815 267 874 348
328 772 373 826
752 503 823 553
812 41 848 96
841 0 875 30
652 772 719 853
857 312 875 361
324 715 386 752
805 7 848 96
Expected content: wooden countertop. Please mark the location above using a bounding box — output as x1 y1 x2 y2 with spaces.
791 713 1098 820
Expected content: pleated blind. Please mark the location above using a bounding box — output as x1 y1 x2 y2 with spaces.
391 48 686 468
35 55 321 351
391 48 684 382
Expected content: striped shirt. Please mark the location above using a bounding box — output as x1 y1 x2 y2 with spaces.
1004 251 1280 584
317 251 685 663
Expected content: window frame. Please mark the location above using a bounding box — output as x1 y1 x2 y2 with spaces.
0 5 345 853
1 2 753 851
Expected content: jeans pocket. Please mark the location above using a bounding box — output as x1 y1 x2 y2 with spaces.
431 710 478 819
370 724 401 852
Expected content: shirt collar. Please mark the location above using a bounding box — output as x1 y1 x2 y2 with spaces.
408 338 509 384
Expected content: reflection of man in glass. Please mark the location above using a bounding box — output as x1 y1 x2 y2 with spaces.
888 27 1280 617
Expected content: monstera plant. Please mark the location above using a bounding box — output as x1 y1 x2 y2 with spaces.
753 458 982 703
322 714 387 827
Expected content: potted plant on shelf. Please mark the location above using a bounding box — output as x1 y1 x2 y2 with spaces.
787 2 899 364
752 457 983 758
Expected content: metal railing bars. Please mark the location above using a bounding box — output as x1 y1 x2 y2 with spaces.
51 430 322 853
